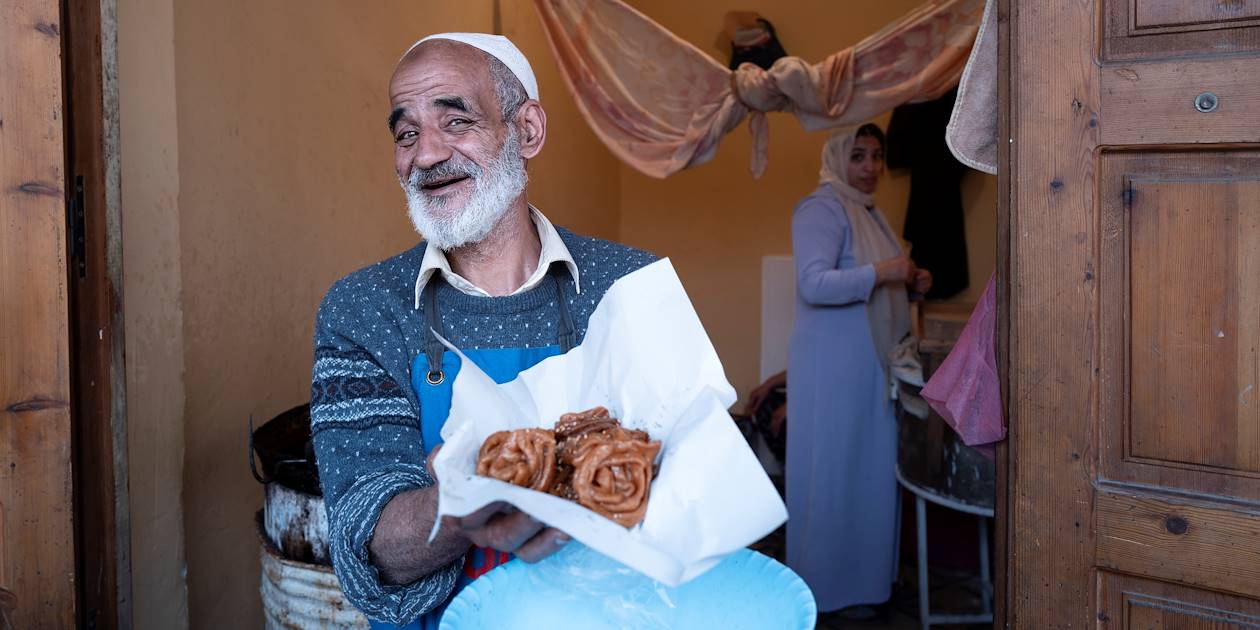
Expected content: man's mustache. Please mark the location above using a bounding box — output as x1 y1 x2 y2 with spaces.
408 158 482 191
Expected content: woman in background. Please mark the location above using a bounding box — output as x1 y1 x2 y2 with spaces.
787 124 931 620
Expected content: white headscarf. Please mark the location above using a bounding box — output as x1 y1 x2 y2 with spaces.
403 33 539 101
819 129 911 372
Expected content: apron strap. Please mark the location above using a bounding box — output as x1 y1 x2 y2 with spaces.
421 264 579 385
553 267 577 353
422 276 447 385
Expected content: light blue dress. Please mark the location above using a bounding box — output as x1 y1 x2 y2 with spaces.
786 185 900 612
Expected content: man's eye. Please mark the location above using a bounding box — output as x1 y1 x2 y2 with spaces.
395 130 418 144
447 118 472 128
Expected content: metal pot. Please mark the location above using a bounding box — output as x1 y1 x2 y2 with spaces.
251 403 331 564
250 404 321 496
264 482 331 565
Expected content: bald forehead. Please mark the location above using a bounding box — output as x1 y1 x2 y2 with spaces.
390 40 493 97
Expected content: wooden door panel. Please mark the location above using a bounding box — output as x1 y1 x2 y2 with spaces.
1101 57 1260 146
1104 0 1260 59
1098 572 1260 629
1100 151 1260 501
1129 175 1260 472
1133 0 1260 30
1096 485 1260 599
0 0 76 626
1130 176 1242 470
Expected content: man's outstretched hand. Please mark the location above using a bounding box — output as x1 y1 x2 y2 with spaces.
452 502 570 563
429 444 570 564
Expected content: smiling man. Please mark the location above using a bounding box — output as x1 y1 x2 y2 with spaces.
309 34 654 629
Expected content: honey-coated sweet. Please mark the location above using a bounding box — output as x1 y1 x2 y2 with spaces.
475 407 661 527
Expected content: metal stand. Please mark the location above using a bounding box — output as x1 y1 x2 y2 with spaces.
896 466 994 630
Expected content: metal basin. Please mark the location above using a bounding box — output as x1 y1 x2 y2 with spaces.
896 398 995 510
894 335 996 511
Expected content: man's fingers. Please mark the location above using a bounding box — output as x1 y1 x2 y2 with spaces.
425 444 443 482
463 509 544 552
514 528 570 563
457 501 511 530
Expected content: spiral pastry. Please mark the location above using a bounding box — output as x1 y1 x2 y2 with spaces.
568 436 661 527
554 406 616 438
475 428 557 492
475 409 661 528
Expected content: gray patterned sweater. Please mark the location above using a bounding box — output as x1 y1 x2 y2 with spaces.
310 228 655 624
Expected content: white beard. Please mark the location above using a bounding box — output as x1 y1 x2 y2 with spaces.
403 127 528 251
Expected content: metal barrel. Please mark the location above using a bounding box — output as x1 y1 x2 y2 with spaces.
259 522 369 629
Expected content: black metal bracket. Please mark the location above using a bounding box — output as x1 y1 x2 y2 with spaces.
66 174 86 279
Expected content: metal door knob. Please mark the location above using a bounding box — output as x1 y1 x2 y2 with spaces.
1195 92 1218 113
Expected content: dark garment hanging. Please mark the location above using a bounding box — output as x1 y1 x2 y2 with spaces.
886 88 970 300
728 18 788 71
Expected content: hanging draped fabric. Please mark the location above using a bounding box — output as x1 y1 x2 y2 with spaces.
531 0 985 178
945 0 999 175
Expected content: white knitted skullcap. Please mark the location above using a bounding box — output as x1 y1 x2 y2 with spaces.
402 33 539 101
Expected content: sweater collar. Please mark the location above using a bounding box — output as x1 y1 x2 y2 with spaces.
413 206 581 309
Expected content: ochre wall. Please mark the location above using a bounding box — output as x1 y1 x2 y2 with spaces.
118 0 189 626
618 0 997 404
172 3 454 626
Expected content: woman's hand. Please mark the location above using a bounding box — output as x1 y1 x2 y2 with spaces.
874 255 917 286
745 371 787 416
913 268 933 295
769 405 787 438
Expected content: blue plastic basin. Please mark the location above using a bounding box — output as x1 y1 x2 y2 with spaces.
439 546 815 630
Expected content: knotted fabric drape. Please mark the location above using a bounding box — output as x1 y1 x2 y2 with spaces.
531 0 984 178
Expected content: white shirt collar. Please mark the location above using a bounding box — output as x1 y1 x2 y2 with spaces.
413 206 581 308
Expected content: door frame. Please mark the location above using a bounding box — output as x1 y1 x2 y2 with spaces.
995 0 1012 625
62 0 130 627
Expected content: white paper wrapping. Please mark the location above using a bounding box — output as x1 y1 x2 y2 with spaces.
429 259 788 586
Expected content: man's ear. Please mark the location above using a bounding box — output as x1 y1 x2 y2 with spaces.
514 100 547 160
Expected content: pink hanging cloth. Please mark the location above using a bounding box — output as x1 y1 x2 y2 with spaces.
921 273 1004 457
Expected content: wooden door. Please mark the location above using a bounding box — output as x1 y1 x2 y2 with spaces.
0 0 78 627
1005 0 1260 627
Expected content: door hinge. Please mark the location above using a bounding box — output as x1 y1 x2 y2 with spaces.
1121 181 1135 209
67 174 85 279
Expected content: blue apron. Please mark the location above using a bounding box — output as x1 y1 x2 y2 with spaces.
369 268 577 630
